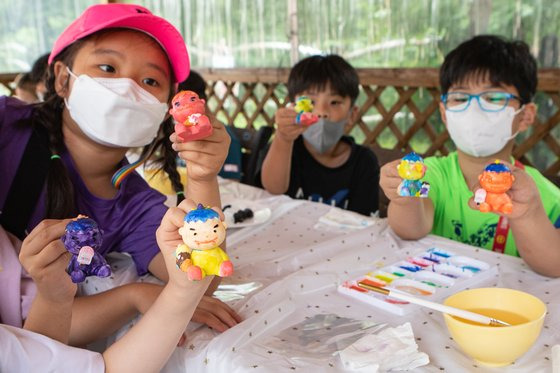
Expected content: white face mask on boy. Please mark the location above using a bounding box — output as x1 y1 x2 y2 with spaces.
445 102 524 157
65 68 168 148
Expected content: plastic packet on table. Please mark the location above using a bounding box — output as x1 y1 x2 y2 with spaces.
213 281 264 302
314 208 376 232
261 314 386 360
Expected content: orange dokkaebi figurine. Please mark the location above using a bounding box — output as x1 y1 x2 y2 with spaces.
169 90 213 142
474 160 515 214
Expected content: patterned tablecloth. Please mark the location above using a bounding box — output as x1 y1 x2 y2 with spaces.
84 179 560 373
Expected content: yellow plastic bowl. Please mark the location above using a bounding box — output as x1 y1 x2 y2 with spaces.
443 287 546 367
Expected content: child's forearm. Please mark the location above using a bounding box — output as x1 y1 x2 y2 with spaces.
186 176 221 208
185 176 227 289
510 206 560 277
388 199 434 240
261 137 293 194
24 294 73 344
102 277 212 373
68 283 143 346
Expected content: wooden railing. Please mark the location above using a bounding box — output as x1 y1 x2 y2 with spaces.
2 68 559 177
0 73 16 96
198 68 560 177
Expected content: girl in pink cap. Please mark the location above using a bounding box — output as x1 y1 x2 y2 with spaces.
0 3 240 350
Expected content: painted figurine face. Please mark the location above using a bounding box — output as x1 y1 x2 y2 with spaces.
397 159 426 180
479 162 515 193
169 90 206 122
178 204 227 250
295 96 314 113
397 152 427 181
179 217 226 250
61 216 103 254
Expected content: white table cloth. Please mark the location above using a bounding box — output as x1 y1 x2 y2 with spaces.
84 179 560 372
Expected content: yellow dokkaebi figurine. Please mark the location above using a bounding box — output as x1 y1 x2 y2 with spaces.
294 96 318 126
175 204 233 281
397 152 430 198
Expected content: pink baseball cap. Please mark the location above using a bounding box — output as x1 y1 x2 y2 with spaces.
48 3 189 82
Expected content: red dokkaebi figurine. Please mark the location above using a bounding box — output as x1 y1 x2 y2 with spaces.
169 90 213 142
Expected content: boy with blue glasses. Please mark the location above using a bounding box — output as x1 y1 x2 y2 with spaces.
380 35 560 277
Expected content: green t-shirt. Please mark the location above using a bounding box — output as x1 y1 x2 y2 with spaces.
422 152 560 256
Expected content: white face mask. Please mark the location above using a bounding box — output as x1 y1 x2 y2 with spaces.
445 102 524 157
302 117 347 154
65 68 168 148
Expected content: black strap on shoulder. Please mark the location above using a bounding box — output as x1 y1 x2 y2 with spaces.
0 122 51 240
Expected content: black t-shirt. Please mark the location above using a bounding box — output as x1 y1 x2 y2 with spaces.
258 136 380 216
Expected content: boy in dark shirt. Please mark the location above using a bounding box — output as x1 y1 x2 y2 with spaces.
259 55 379 216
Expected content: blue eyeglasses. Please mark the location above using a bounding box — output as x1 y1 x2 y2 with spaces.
440 91 521 112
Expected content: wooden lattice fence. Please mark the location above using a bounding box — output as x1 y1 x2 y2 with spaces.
198 68 560 178
1 68 559 177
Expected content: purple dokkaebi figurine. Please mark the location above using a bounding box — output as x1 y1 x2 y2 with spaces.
61 215 111 283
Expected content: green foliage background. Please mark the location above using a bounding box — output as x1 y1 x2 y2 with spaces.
2 1 559 71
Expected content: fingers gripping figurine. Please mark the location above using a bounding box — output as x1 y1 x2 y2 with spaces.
61 215 111 283
397 152 430 198
474 160 515 214
169 90 213 142
294 96 318 126
175 204 233 281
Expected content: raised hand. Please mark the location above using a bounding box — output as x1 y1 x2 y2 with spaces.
19 219 77 305
274 106 308 143
171 113 231 183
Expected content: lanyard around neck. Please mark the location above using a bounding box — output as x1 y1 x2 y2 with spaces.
491 160 525 253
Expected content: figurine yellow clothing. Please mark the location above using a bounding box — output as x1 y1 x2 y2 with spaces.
176 244 231 279
176 204 233 281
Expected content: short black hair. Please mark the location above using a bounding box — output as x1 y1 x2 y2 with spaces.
287 54 359 104
178 70 207 100
29 53 50 84
15 72 34 89
440 35 537 104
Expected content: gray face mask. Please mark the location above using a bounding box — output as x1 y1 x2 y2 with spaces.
302 118 346 154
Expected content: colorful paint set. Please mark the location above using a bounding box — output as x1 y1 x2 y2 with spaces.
338 248 498 315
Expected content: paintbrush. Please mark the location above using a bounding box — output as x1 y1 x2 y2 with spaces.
357 281 510 327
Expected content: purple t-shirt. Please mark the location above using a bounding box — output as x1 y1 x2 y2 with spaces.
0 96 167 275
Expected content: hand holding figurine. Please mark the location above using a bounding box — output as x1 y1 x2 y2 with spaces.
19 219 77 305
468 160 541 221
169 90 213 142
274 106 307 143
170 112 230 183
156 199 199 288
380 159 409 203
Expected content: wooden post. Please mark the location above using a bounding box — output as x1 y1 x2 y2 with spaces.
288 0 299 65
